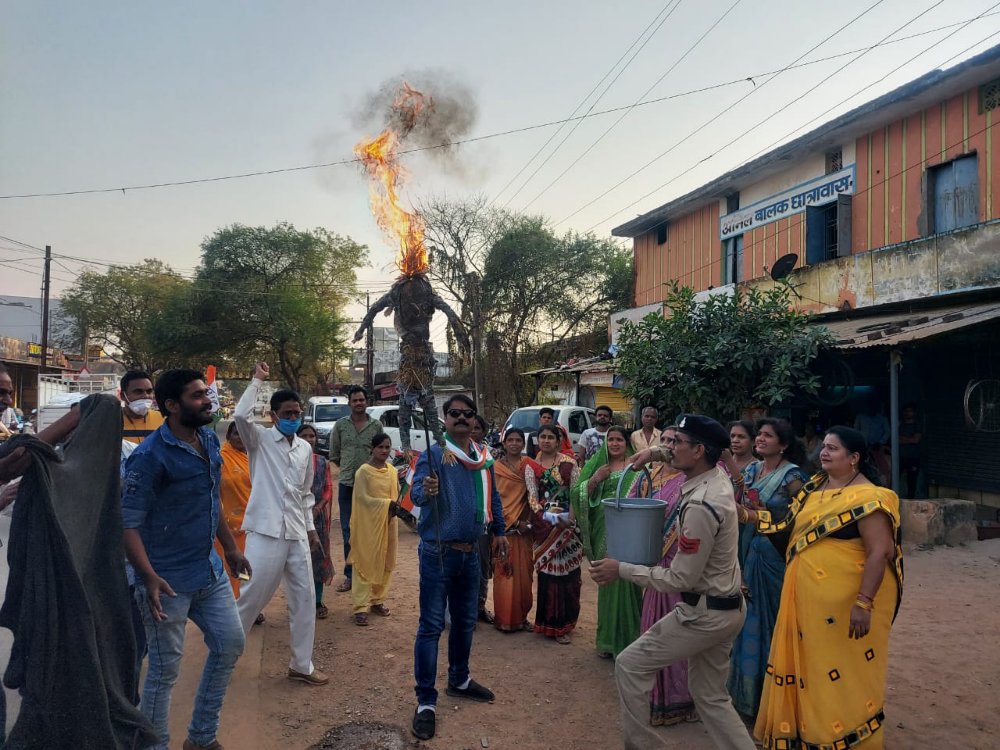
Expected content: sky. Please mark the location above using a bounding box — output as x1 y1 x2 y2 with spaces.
2 0 999 351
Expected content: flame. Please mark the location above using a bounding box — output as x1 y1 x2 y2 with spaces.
354 83 432 277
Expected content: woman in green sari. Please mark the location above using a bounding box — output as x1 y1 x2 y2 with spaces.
571 425 644 658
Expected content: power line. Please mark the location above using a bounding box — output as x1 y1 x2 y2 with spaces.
490 0 681 206
497 0 684 209
742 12 1000 164
585 0 990 232
554 0 895 228
4 11 995 203
517 0 744 213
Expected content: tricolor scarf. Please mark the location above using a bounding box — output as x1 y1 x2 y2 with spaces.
443 436 495 525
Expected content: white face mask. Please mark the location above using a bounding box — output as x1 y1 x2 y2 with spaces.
128 398 154 417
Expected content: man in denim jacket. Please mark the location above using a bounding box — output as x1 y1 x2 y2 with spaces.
122 369 251 750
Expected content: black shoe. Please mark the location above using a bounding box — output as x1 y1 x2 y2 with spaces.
446 678 495 703
411 708 436 740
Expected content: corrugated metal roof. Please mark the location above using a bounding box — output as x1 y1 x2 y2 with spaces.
522 356 614 377
821 301 1000 349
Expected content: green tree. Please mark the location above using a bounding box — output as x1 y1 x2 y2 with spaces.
481 219 633 407
58 259 194 371
615 283 832 422
193 223 367 393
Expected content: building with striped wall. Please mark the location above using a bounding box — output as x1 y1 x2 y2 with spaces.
611 45 1000 503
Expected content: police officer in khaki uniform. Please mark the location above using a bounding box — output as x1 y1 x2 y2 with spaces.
589 414 755 750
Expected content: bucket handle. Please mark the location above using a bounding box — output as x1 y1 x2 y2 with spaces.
613 466 653 510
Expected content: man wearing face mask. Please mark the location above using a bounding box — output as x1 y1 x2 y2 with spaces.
233 362 329 687
121 370 164 444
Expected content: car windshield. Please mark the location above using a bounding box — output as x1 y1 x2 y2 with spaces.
507 409 543 431
313 404 349 423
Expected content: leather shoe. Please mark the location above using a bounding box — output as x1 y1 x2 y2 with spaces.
411 708 436 740
287 667 329 686
446 678 494 703
183 740 223 750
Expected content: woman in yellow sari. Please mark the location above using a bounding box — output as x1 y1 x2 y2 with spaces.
746 426 903 750
491 428 537 632
215 422 251 599
350 432 400 626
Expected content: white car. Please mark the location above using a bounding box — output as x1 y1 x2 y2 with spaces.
503 405 596 454
366 405 442 453
304 396 350 455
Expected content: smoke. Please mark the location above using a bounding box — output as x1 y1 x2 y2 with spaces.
353 69 478 168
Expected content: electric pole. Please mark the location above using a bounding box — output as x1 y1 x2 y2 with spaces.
40 245 51 373
467 272 482 412
365 291 375 394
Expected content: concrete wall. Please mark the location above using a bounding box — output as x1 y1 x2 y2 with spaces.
747 220 1000 314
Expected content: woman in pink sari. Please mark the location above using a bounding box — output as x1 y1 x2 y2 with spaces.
629 426 696 726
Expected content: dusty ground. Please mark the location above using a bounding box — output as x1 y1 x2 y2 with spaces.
166 530 1000 750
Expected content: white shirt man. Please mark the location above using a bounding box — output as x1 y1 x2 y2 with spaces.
233 362 328 686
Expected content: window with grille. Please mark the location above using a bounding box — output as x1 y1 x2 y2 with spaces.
825 149 843 174
979 78 1000 113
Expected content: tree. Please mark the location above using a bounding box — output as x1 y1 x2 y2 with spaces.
480 219 633 407
58 259 194 371
193 223 367 393
615 283 833 422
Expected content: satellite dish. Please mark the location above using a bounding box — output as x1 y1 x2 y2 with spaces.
769 253 799 281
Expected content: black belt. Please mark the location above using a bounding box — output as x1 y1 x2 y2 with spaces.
681 592 742 610
440 541 474 553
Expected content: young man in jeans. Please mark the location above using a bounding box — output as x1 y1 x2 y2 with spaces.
122 369 251 750
408 394 508 740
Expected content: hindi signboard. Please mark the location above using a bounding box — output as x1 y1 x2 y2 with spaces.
719 165 856 240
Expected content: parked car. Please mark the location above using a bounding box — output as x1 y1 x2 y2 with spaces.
304 396 350 455
502 405 595 455
366 405 442 453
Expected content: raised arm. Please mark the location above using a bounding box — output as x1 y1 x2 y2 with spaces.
431 290 470 352
352 288 396 343
234 363 269 452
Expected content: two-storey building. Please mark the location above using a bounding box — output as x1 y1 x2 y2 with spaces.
611 44 1000 506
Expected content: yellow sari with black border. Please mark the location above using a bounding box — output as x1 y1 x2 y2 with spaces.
754 478 903 750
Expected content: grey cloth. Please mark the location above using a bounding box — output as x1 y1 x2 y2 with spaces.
0 394 156 749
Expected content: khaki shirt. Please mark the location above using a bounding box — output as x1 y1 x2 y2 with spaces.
619 466 741 599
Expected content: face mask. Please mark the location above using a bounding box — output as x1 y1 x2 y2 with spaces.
128 398 154 417
277 418 302 436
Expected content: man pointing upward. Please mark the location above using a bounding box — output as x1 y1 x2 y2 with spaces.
234 362 329 686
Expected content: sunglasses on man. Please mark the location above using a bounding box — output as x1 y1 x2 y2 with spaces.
447 408 476 418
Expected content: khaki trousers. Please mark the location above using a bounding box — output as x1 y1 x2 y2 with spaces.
615 601 755 750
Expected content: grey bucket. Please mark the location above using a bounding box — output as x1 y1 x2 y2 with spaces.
601 468 667 566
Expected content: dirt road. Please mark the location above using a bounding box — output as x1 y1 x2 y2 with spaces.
166 533 1000 749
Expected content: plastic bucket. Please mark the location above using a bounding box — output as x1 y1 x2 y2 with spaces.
601 468 667 566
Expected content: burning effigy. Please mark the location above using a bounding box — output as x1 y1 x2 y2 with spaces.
352 82 470 451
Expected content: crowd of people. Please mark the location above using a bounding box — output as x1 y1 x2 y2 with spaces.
583 409 904 750
0 361 905 749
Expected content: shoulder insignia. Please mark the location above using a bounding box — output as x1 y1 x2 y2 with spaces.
678 535 701 554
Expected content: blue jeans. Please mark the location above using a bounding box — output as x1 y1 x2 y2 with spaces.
135 571 245 750
129 584 148 705
338 483 353 580
414 542 480 706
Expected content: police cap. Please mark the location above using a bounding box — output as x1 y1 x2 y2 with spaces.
675 413 730 450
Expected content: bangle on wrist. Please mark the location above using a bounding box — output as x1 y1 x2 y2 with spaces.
854 597 873 612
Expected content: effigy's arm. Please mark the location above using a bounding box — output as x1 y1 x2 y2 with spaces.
352 289 395 343
431 290 471 352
